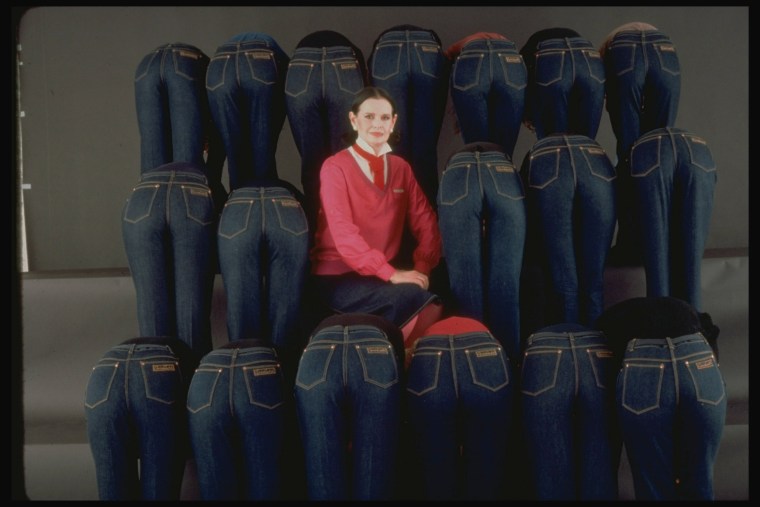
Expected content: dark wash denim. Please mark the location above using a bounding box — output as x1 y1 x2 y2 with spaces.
406 328 513 500
520 324 619 500
294 316 402 500
450 38 527 157
134 43 211 173
85 339 191 500
369 28 449 204
121 162 216 357
521 134 616 326
284 43 366 228
206 34 289 189
217 186 309 354
186 341 287 500
437 147 526 362
617 333 726 500
628 127 717 310
531 37 605 139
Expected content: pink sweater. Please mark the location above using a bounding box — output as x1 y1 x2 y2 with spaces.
311 149 442 281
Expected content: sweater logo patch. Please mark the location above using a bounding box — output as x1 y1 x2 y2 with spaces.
392 188 404 193
152 363 176 372
252 366 278 376
696 358 714 370
366 346 389 355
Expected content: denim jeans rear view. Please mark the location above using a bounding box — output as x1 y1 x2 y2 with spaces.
206 34 289 189
530 37 605 139
369 28 449 204
406 330 513 499
121 162 216 357
134 43 211 173
450 38 527 157
437 148 526 362
186 342 287 500
294 320 402 500
520 325 619 500
521 135 616 325
85 342 189 500
628 127 717 310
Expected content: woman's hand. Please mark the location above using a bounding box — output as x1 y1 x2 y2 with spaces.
390 269 429 290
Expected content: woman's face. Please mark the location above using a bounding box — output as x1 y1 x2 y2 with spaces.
349 97 397 152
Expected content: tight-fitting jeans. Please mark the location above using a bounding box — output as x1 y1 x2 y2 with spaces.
294 315 402 500
617 333 726 500
217 186 309 361
206 34 289 189
521 134 616 326
85 339 191 500
406 325 513 499
369 28 449 205
121 162 216 357
520 324 619 500
450 38 527 158
531 37 605 139
186 341 287 500
284 43 366 229
628 127 717 310
437 147 526 362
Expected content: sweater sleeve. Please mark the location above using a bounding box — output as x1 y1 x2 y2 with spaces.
402 161 442 275
320 157 396 279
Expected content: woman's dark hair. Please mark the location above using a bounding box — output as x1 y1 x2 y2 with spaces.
342 86 401 146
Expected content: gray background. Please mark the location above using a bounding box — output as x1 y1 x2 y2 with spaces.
16 6 749 271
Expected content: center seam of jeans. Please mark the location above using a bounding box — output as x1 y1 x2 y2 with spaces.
665 336 680 406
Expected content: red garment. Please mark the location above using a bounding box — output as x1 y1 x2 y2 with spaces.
352 143 385 189
445 32 508 60
311 149 442 281
421 316 490 337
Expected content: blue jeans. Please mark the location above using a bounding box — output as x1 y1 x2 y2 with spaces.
217 185 309 378
437 148 526 362
121 162 216 357
294 317 402 500
186 342 287 500
522 134 617 325
85 341 190 500
134 43 211 173
406 330 513 499
520 324 619 500
450 38 527 158
284 44 366 228
617 333 726 500
369 28 449 204
628 127 717 310
530 37 605 140
206 34 290 189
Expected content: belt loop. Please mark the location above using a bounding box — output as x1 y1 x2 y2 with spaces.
627 338 636 352
665 336 675 349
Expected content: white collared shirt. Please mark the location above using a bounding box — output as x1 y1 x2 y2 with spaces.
348 136 392 185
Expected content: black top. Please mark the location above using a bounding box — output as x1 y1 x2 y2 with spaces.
372 24 442 48
295 30 366 73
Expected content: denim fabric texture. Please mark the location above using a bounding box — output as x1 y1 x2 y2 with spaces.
294 318 402 500
628 127 717 310
121 162 216 357
521 134 617 326
437 148 526 362
206 34 290 189
134 43 211 173
450 38 527 157
284 43 366 228
85 342 190 500
217 186 309 354
520 324 619 500
530 37 605 139
186 343 287 500
368 28 449 204
405 329 513 499
617 333 726 500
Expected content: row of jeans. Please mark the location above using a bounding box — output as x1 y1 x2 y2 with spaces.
85 301 726 501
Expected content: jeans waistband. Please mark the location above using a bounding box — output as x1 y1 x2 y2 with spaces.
460 39 518 53
626 333 706 351
291 46 357 61
309 324 392 345
139 168 209 186
531 133 601 151
446 150 512 167
610 29 672 44
152 42 205 56
537 37 595 51
375 30 439 45
228 186 296 200
104 343 178 360
527 330 607 347
199 346 279 367
633 127 691 144
215 39 281 55
414 332 500 352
